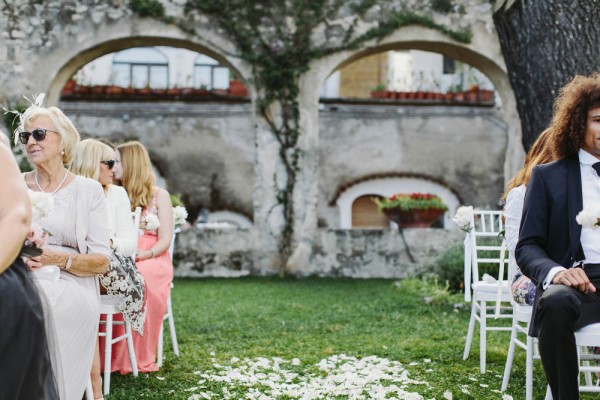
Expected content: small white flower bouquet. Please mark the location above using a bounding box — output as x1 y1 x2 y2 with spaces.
576 203 600 229
22 190 53 257
452 206 474 232
173 205 188 227
143 214 160 231
29 190 54 221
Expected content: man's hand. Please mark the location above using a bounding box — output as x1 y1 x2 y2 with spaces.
553 268 597 293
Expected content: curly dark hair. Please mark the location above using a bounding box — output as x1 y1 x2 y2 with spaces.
548 73 600 159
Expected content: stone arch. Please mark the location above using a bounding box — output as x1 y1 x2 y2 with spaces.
28 18 252 106
306 25 523 182
334 174 461 230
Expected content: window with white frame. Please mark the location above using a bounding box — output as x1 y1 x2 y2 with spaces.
194 54 230 90
112 47 169 89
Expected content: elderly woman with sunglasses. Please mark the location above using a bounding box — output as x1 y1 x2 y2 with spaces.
71 138 146 400
18 105 111 400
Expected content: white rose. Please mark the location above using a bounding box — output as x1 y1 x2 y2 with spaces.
452 205 473 231
576 203 600 229
29 190 54 220
173 205 188 227
144 214 160 231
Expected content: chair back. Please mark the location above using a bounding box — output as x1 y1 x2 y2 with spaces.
464 210 509 300
131 207 142 261
168 227 180 259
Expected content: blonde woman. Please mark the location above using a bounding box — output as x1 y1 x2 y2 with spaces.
18 104 111 400
71 138 146 398
110 141 173 373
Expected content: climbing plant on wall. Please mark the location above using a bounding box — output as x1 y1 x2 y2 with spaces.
178 0 472 275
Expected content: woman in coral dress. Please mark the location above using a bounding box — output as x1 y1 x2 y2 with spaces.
111 141 174 373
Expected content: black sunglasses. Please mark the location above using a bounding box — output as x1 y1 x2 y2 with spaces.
100 160 115 169
18 128 59 144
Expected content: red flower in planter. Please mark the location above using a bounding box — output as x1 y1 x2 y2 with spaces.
373 193 448 212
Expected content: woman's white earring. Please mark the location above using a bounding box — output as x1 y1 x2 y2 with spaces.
61 150 65 155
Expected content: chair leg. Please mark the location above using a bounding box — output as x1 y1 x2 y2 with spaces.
463 301 477 361
480 300 487 373
125 323 139 377
157 322 164 368
166 294 179 356
103 314 113 396
501 313 519 391
544 384 553 400
85 377 94 400
580 346 594 388
526 335 534 400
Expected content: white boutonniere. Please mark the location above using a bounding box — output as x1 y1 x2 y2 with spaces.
576 203 600 229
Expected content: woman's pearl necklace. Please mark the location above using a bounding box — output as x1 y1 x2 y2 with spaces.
35 169 69 195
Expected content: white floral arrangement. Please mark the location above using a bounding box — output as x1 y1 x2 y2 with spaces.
452 205 474 232
173 205 188 227
576 203 600 229
22 190 53 257
143 214 160 231
29 190 54 221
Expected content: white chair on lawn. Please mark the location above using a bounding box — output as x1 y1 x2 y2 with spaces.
504 320 600 400
157 227 180 367
463 210 513 373
97 207 142 395
501 301 539 400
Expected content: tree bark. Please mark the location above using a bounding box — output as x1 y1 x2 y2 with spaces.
493 0 600 151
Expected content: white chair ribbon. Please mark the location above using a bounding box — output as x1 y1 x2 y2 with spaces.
464 232 472 302
494 238 507 318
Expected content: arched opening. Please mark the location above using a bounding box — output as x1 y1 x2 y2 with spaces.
61 46 248 101
320 49 496 106
54 42 254 226
351 195 388 228
317 39 512 227
332 175 461 230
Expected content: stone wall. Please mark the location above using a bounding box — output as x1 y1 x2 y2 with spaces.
60 100 507 225
173 227 464 278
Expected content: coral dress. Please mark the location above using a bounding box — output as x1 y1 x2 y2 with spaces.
109 190 173 373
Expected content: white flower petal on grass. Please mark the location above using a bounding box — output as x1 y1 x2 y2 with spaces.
502 395 514 400
156 376 165 381
443 390 453 399
291 358 301 366
184 387 198 392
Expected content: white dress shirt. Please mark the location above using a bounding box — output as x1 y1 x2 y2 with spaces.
504 184 527 278
543 148 600 288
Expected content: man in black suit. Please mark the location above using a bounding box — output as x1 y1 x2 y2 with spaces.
516 74 600 399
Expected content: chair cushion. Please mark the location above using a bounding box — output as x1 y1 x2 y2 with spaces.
473 280 509 292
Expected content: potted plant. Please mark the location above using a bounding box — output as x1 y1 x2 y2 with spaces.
229 79 248 97
370 83 388 99
373 193 448 228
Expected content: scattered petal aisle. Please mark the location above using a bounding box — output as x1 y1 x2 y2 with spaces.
186 354 429 399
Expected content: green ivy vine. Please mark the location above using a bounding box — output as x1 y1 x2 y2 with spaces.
180 0 472 275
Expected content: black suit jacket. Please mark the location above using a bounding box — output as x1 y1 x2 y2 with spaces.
515 155 584 336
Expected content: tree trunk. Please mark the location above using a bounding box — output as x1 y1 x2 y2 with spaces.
493 0 600 151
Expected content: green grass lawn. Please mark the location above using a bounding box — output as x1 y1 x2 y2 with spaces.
106 277 586 399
